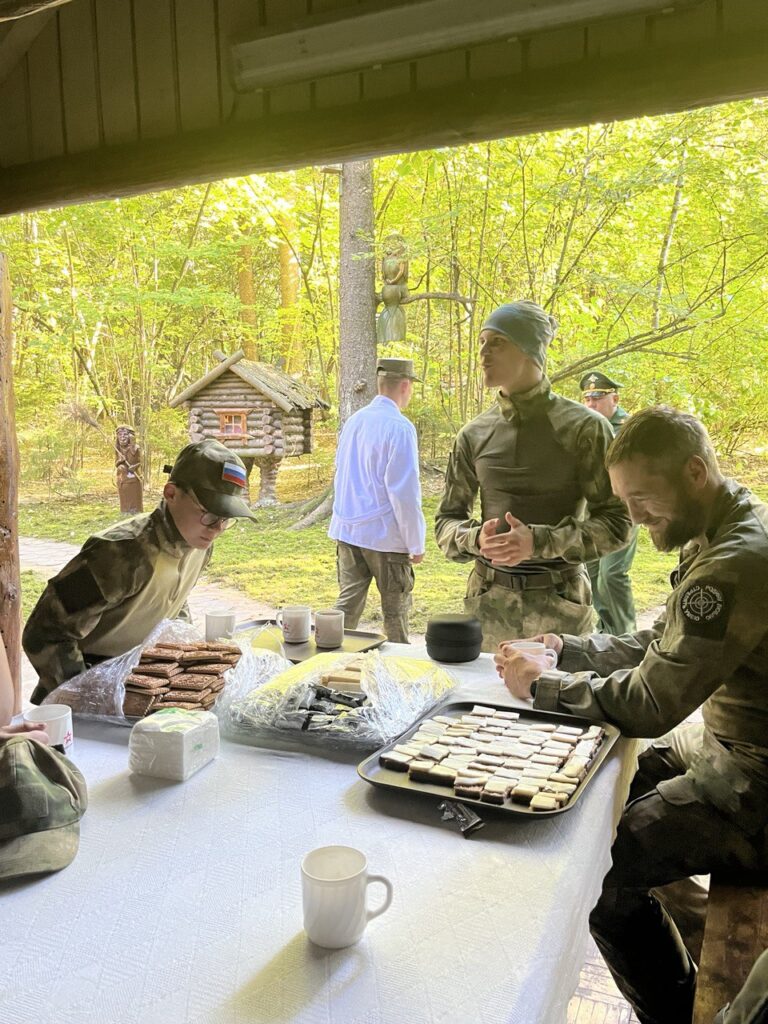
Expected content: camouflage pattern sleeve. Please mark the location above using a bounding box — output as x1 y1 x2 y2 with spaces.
22 537 153 702
435 429 482 563
534 547 768 738
530 411 632 562
558 609 668 674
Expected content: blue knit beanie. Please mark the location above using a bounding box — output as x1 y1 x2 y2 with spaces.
481 300 558 368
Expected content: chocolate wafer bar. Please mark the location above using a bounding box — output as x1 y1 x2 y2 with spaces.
168 673 216 691
185 663 230 675
134 662 184 679
123 691 157 716
140 646 183 662
179 650 224 664
161 688 212 703
127 673 170 690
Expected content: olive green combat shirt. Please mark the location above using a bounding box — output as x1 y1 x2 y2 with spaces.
536 479 768 831
435 377 632 571
23 503 211 703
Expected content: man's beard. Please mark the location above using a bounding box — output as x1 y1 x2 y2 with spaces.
649 490 708 552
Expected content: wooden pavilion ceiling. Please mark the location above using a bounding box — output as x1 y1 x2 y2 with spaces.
0 0 766 214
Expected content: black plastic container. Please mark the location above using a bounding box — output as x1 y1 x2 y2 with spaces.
425 614 483 663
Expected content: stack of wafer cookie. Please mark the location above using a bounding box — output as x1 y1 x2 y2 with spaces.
123 641 242 718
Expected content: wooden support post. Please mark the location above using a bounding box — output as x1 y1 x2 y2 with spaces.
693 878 768 1024
0 254 21 712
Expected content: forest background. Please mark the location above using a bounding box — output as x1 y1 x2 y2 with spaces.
4 98 768 632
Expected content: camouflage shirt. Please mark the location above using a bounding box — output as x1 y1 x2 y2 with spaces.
535 478 768 829
23 503 211 703
435 377 632 570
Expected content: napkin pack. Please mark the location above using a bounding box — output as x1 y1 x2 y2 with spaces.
128 708 220 781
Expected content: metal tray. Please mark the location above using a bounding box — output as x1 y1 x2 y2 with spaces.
235 619 386 663
357 700 620 818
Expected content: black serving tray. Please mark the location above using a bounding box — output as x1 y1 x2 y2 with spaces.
236 619 386 664
357 700 620 818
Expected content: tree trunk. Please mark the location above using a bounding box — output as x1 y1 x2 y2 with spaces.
0 254 21 712
338 159 376 426
238 243 258 360
292 160 375 530
278 212 302 373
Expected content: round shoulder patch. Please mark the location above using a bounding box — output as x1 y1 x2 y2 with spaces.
680 583 724 623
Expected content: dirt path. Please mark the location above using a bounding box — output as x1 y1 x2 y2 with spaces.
18 536 663 702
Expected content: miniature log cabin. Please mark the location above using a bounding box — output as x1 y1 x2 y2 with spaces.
170 349 328 505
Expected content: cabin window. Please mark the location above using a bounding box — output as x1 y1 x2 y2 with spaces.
219 411 247 436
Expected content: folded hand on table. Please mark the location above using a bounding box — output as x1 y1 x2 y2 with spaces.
0 721 50 745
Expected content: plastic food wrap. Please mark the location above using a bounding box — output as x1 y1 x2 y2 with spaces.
223 650 457 752
128 708 220 781
41 619 289 727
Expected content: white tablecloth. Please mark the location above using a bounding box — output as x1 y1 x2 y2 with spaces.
1 645 638 1024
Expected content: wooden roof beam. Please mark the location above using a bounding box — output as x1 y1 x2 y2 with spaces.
0 27 766 215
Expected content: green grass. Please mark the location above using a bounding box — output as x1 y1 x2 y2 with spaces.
21 570 48 622
18 492 676 632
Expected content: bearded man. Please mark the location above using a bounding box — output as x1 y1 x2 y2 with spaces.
496 406 768 1024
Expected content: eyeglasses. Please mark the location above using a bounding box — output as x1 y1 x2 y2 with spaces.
185 490 236 530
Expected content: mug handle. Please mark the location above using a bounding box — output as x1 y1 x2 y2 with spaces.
275 611 283 629
543 649 558 668
365 874 393 923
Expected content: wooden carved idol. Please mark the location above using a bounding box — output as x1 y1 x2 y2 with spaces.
376 233 409 344
115 426 143 514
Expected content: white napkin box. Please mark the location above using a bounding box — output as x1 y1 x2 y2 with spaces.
129 708 220 781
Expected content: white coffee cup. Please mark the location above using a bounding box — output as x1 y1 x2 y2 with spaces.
276 605 311 644
315 609 345 649
508 640 558 668
301 845 393 949
23 704 74 756
205 610 237 642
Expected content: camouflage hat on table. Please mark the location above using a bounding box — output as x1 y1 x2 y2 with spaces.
580 371 621 398
0 737 88 881
164 439 257 521
377 357 422 381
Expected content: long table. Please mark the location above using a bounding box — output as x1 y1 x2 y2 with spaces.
0 644 638 1024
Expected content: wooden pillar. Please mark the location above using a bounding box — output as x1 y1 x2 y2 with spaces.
0 254 20 712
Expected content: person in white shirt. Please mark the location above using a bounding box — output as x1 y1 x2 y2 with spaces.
329 358 426 643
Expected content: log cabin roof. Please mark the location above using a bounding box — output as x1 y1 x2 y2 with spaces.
170 349 329 414
0 0 766 216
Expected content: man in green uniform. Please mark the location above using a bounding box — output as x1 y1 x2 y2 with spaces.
581 370 638 635
435 300 632 651
23 439 256 704
496 406 768 1024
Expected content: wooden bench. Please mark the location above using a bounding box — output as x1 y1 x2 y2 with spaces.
693 875 768 1024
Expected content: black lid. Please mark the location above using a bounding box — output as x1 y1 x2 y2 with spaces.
425 614 483 643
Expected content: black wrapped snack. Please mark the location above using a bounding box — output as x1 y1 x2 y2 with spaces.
426 614 483 663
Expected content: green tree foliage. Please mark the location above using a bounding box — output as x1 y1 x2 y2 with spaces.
2 99 767 491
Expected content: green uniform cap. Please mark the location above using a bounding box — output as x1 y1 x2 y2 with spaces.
377 357 421 381
580 371 621 397
164 439 256 521
0 737 88 881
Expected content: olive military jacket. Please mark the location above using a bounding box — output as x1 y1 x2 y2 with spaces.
435 377 632 570
23 504 211 703
535 479 768 830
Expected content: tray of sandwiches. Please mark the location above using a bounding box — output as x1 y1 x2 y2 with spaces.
357 701 619 817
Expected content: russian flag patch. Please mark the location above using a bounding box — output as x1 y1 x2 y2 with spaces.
222 462 246 487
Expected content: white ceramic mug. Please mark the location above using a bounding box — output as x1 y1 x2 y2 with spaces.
23 703 74 756
315 609 345 649
301 845 393 949
205 610 237 642
508 640 558 668
276 605 312 644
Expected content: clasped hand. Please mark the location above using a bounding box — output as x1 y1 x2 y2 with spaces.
479 512 534 567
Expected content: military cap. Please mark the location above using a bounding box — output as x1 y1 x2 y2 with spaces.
163 439 256 521
580 371 621 397
0 737 88 881
481 300 558 369
377 357 421 381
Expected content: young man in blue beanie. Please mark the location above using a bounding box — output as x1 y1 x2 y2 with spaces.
435 300 631 650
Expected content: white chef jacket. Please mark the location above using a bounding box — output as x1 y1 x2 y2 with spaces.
329 395 426 556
